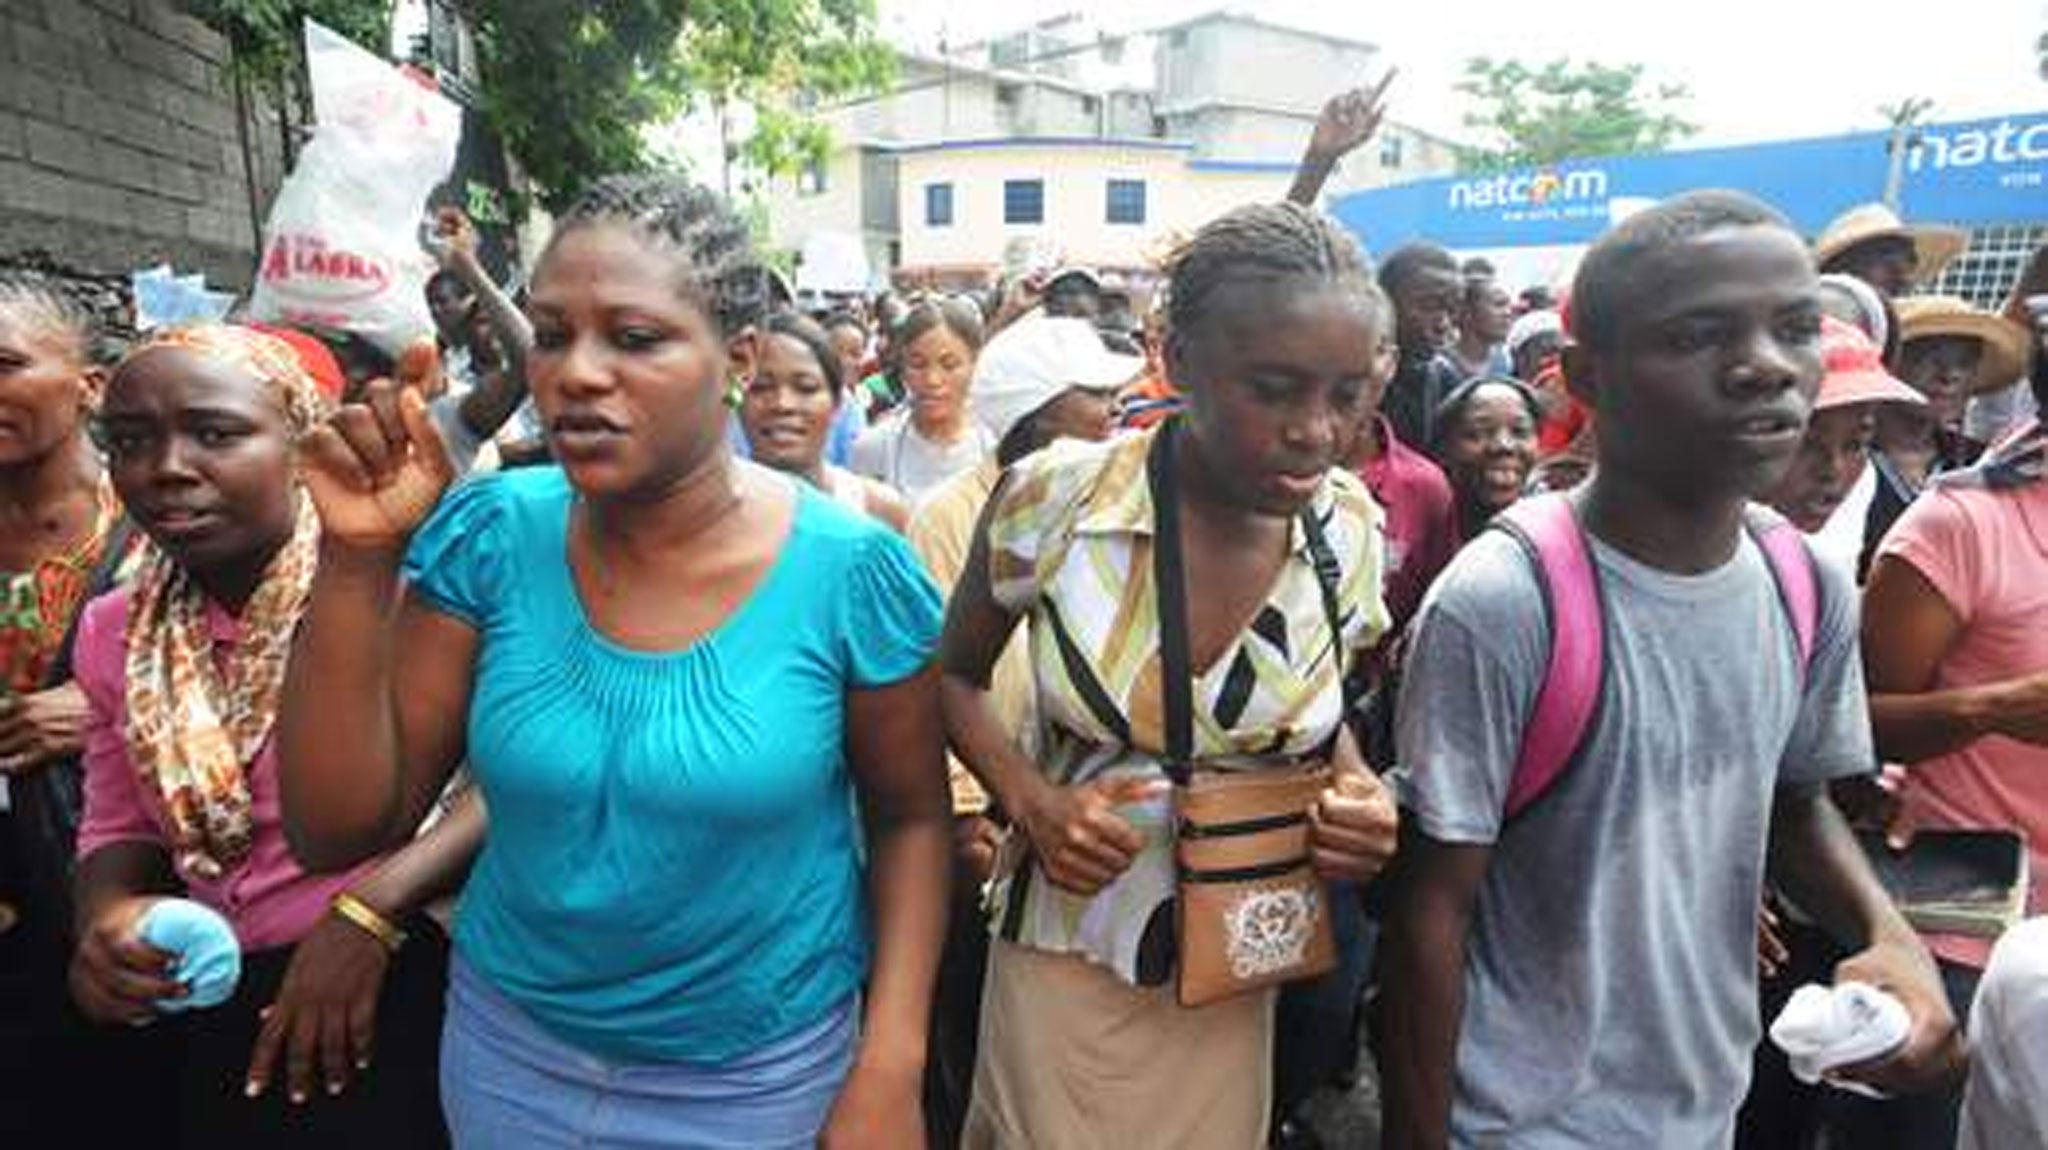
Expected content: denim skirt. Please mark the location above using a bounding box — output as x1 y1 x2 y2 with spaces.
440 955 856 1149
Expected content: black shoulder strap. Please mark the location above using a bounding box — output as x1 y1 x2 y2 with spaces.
1148 421 1355 778
1147 422 1196 787
1297 501 1354 713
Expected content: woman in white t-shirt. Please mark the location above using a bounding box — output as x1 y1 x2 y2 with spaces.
851 298 993 502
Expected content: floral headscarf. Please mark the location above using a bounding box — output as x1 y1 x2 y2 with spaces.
115 325 331 880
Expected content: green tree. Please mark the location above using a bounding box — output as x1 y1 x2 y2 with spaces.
184 0 390 93
467 1 893 210
1456 57 1697 172
183 0 390 165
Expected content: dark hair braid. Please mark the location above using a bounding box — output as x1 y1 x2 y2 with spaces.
0 271 99 363
1165 201 1378 338
551 174 770 338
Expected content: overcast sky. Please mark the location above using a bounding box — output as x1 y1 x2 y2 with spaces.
878 0 2048 148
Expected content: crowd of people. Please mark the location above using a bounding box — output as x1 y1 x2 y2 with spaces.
2 73 2047 1150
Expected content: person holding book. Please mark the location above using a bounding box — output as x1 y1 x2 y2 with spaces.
1852 265 2048 1148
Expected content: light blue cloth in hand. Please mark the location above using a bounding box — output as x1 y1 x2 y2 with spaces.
137 898 241 1011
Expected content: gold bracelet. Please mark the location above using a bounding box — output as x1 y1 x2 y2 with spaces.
330 892 407 954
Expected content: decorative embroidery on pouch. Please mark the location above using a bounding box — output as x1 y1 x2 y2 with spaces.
1224 885 1320 978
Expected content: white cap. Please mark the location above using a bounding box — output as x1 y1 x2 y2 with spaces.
1505 309 1564 359
970 316 1143 443
1046 265 1102 290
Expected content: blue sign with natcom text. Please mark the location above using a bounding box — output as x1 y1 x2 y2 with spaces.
1330 110 2048 254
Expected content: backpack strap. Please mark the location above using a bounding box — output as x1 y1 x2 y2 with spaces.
1742 505 1820 681
1491 493 1605 822
1488 498 1821 825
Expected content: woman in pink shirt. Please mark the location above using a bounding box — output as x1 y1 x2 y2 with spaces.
67 325 476 1146
1857 324 2048 1148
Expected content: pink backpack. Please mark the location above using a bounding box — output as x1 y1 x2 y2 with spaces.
1491 493 1821 820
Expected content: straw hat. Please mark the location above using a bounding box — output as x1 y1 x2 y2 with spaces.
1813 204 1967 287
1894 295 2032 396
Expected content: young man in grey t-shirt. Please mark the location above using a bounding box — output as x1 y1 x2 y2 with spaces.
1377 191 1963 1149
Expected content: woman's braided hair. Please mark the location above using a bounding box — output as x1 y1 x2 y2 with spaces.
549 174 771 339
1162 200 1382 342
0 271 100 364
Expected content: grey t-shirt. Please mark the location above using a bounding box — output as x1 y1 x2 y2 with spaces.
849 414 993 505
1394 521 1873 1147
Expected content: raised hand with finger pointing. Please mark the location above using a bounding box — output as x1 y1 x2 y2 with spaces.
298 365 459 553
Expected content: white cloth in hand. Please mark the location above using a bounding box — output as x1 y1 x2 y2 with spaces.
1769 981 1911 1099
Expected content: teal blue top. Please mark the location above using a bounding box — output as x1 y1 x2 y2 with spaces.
404 467 943 1064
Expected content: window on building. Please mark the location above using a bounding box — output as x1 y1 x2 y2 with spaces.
1004 179 1045 225
925 183 954 227
1106 179 1147 225
799 157 828 196
1379 134 1405 169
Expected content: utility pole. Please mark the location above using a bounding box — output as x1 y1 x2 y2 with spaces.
1880 96 1934 211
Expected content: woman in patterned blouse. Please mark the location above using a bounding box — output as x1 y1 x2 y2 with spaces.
941 202 1402 1148
0 275 142 1146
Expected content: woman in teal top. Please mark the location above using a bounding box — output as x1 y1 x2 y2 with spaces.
278 176 952 1148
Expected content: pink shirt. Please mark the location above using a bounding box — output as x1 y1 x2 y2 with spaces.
1357 416 1459 631
1879 477 2048 968
73 589 374 953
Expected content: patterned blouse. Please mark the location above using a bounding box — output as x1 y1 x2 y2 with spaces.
0 482 122 692
983 426 1388 985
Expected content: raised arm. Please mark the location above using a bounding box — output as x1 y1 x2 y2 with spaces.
1377 826 1490 1150
279 384 471 869
431 207 533 442
1287 71 1396 207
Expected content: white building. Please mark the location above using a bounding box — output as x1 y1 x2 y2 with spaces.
761 11 1460 290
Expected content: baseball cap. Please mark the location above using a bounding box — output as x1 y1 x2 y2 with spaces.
970 316 1142 443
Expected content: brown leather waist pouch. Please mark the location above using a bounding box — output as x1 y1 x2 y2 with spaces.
1173 763 1336 1007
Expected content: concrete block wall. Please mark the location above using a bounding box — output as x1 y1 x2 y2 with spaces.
0 0 289 291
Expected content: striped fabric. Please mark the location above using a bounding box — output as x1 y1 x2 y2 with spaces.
983 426 1388 985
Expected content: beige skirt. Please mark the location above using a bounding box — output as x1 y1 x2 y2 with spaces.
962 938 1275 1150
